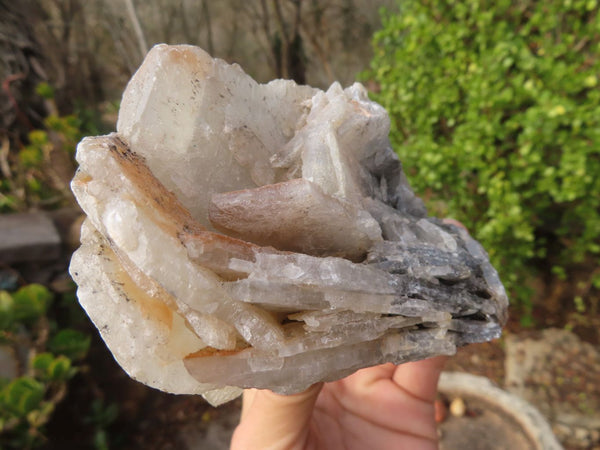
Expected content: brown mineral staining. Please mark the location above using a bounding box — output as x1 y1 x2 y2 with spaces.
184 347 247 359
209 178 381 261
108 137 203 235
113 261 173 330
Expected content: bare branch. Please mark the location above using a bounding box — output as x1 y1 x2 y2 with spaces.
123 0 148 59
300 23 335 84
201 0 214 54
271 0 289 78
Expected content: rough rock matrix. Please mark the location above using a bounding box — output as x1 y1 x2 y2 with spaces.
69 44 508 405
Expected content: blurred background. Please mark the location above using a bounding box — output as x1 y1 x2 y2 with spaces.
1 0 599 449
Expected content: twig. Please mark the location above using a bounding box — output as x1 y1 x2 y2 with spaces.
201 0 214 55
272 0 290 78
573 37 590 53
0 136 12 180
123 0 148 59
2 73 34 130
300 22 335 83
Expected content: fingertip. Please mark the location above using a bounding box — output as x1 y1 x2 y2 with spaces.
234 384 324 449
253 382 324 412
240 388 258 420
392 356 448 403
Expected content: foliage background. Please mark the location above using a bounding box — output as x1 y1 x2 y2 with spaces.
367 0 600 320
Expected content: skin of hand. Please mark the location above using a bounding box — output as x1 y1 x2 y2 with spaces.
230 356 447 450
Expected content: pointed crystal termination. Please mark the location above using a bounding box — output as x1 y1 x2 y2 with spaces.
69 44 508 406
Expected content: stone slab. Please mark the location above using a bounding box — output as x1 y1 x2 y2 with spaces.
0 212 61 264
505 329 600 448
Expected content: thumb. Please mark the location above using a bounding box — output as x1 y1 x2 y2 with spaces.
231 383 323 450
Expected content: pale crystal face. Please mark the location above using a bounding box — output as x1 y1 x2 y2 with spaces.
69 44 508 406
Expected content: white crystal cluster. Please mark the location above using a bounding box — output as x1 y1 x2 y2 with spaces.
70 44 508 405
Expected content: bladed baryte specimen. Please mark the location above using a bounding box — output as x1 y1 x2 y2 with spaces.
69 44 508 406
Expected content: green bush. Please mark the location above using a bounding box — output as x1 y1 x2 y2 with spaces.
367 0 600 309
0 285 90 448
0 83 103 213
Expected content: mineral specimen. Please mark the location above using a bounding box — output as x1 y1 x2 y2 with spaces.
69 44 508 405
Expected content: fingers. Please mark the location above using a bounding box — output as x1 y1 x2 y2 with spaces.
240 389 257 420
231 383 323 450
392 356 448 403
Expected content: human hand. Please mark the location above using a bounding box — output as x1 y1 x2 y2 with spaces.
230 356 446 450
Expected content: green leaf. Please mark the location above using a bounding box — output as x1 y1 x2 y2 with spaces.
592 273 600 290
551 266 567 281
573 295 586 313
0 291 15 331
27 130 48 147
35 82 55 100
86 398 119 441
27 400 55 427
1 377 45 416
31 353 55 375
48 329 90 361
31 353 75 382
93 429 110 450
0 196 17 213
47 356 72 381
12 284 52 323
19 146 44 168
